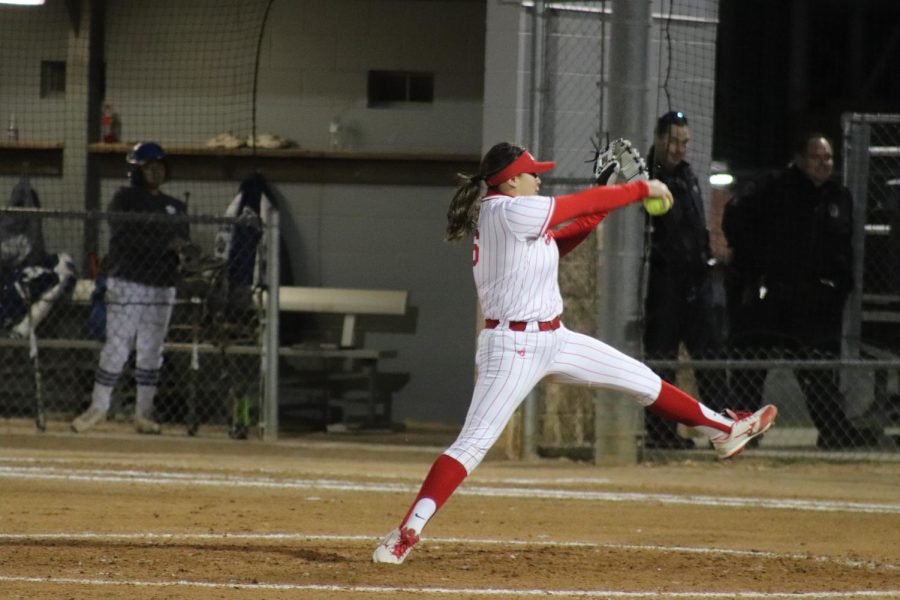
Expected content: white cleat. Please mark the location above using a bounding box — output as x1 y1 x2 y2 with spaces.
373 527 420 564
71 407 107 433
712 405 778 460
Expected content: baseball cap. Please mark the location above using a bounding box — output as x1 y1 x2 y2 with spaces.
486 151 556 187
658 110 688 126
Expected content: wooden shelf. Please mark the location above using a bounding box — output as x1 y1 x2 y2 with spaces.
89 142 473 162
0 140 64 151
0 140 65 176
0 141 478 185
89 143 478 185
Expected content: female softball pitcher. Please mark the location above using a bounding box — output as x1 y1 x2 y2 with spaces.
373 142 777 564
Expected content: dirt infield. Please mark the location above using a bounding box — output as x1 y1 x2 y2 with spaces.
1 420 899 599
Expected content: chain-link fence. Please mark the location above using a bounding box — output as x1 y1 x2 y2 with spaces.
0 207 272 438
519 2 899 461
634 115 900 459
521 1 728 460
644 358 899 457
841 113 900 454
845 114 900 355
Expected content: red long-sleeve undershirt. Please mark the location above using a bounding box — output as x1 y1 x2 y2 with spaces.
553 214 605 257
550 181 648 257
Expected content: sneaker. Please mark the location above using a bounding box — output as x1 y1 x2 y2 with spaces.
372 527 420 564
712 405 778 460
134 416 161 435
71 407 107 433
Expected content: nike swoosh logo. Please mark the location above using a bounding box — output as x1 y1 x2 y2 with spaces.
414 513 425 519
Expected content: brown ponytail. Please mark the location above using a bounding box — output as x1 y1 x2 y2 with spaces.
445 143 524 242
445 175 485 241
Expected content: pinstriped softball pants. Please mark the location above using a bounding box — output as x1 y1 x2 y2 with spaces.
444 323 662 473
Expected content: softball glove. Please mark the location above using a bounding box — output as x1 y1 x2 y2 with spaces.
592 137 648 185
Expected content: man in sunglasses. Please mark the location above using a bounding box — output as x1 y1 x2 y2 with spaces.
642 111 728 449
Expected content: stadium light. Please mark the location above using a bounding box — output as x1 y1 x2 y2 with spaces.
709 160 734 188
0 0 46 4
710 173 734 187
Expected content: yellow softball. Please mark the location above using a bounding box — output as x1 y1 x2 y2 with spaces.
643 196 672 216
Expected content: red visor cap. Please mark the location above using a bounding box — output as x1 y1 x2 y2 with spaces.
486 151 556 187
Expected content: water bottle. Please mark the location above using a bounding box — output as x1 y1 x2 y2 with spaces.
7 113 18 141
101 103 118 143
329 118 342 150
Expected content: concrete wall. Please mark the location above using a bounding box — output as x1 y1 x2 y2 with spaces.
0 2 69 143
99 0 486 154
256 0 486 153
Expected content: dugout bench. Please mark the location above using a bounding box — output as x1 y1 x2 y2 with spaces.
268 286 409 429
2 280 408 433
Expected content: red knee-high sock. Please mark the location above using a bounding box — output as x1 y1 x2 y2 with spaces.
648 381 730 434
400 454 468 528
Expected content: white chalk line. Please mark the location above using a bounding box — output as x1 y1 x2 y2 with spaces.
0 574 897 598
0 463 898 515
1 531 896 573
0 455 613 486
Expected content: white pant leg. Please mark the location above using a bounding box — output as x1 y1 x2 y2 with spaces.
444 328 559 473
134 285 175 373
133 285 175 416
97 277 142 377
92 277 143 410
546 325 662 406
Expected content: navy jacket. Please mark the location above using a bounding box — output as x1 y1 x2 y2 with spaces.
646 148 711 285
107 185 189 287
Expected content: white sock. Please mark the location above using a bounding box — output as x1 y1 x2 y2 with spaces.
90 384 113 413
697 405 733 439
403 498 436 535
135 386 156 419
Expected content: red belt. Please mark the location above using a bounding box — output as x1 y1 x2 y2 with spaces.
484 316 561 332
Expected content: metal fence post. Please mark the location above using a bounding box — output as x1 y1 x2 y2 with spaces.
594 0 652 466
842 113 870 360
521 0 548 460
261 209 280 441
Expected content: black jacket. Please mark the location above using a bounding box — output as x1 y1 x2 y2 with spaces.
107 185 189 287
646 148 711 284
722 165 853 343
723 165 853 296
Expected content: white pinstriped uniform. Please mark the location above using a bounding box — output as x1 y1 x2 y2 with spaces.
474 194 562 322
444 193 662 473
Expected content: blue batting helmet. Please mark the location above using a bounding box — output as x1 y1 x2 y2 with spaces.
127 141 169 185
127 141 166 165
